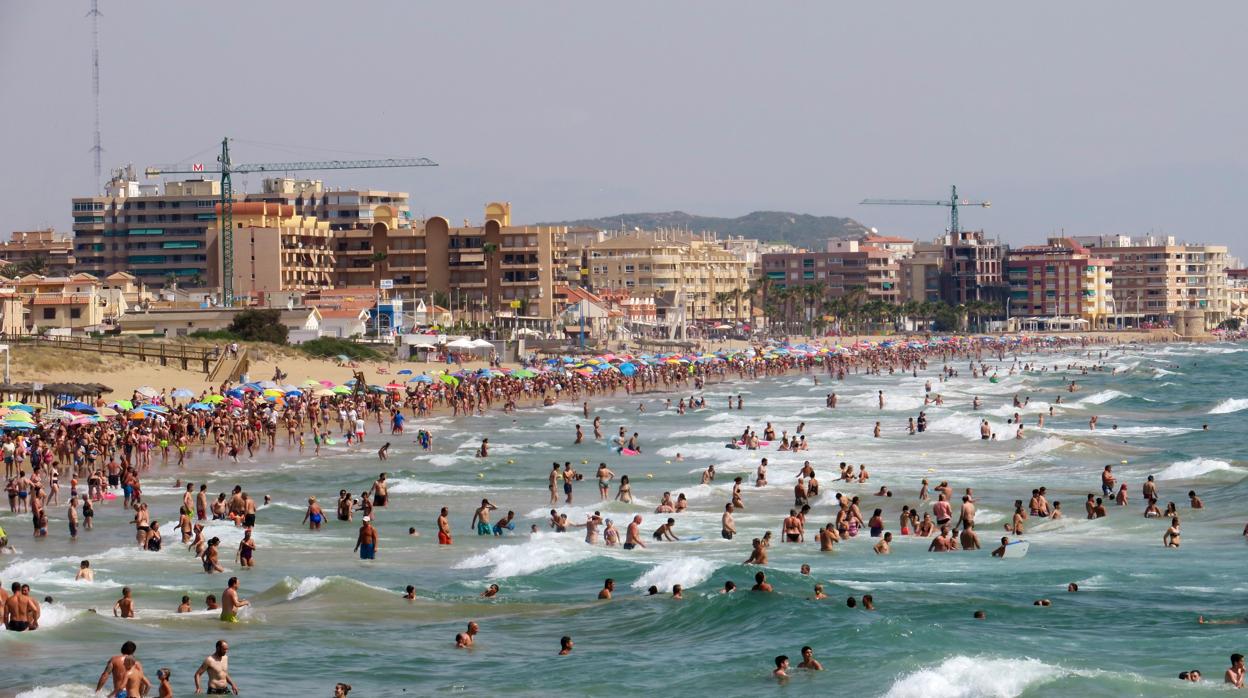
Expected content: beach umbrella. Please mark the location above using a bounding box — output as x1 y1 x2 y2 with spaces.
111 399 135 410
202 395 224 404
397 369 413 375
188 402 213 411
0 401 24 407
258 380 279 390
318 380 335 387
129 411 146 421
141 404 170 414
42 408 72 422
2 421 34 430
3 411 32 422
62 400 94 411
617 363 636 377
263 389 284 398
336 354 351 362
331 385 352 394
409 375 433 383
439 375 459 387
512 369 536 379
314 388 335 397
228 397 243 407
238 384 260 393
284 390 302 398
171 388 195 399
135 386 159 398
385 382 404 391
302 379 321 387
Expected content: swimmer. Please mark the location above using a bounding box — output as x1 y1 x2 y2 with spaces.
797 646 823 670
220 576 249 623
455 621 479 648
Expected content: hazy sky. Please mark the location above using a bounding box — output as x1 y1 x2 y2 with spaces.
2 1 1246 256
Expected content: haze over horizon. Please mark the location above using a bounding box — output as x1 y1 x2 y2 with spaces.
1 1 1245 257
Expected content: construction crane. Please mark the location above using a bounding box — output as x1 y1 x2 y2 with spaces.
860 185 990 235
146 137 437 306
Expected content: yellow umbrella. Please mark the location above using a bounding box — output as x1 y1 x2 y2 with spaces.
4 411 32 422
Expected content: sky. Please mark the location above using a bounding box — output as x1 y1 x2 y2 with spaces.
1 1 1246 256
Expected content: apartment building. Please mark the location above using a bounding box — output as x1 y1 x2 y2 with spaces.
246 178 411 231
7 273 106 332
334 202 564 320
0 229 76 276
1072 234 1229 328
587 230 753 323
227 201 336 297
760 240 901 303
899 240 945 304
73 169 217 284
943 230 1007 305
1006 238 1114 328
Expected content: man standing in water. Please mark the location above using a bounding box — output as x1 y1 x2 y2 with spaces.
194 639 239 695
471 499 497 536
369 473 389 508
355 516 378 559
437 507 452 545
96 640 141 696
624 515 645 550
220 577 249 623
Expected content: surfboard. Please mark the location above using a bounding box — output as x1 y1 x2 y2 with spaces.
1001 540 1030 558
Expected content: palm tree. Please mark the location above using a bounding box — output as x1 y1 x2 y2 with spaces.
731 288 744 323
713 291 733 322
18 254 49 276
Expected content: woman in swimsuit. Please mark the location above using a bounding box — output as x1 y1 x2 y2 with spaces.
304 497 326 530
615 475 632 503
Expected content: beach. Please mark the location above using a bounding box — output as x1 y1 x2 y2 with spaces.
3 335 1246 696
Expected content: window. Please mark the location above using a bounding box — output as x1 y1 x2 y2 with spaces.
70 308 82 319
42 308 55 320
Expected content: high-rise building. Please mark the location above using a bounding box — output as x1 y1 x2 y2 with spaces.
72 167 217 284
1072 234 1228 328
228 202 335 297
1005 238 1114 328
899 240 945 304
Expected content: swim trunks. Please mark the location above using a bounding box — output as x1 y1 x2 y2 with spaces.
563 483 572 494
437 531 452 545
373 495 387 507
243 513 256 527
6 621 29 631
207 687 230 695
477 521 491 535
359 543 376 559
722 530 734 540
623 543 635 550
220 611 238 623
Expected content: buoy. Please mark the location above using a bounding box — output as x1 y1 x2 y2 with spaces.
921 452 927 457
1120 459 1128 464
927 468 935 473
477 473 485 479
837 452 844 457
581 459 588 465
507 459 515 465
665 460 671 464
646 473 654 479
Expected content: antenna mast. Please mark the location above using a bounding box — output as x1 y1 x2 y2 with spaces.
88 0 103 192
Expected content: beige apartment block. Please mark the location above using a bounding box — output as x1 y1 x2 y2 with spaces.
587 231 753 322
1074 235 1228 328
223 202 336 297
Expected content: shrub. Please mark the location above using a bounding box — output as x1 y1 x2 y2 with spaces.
228 309 288 344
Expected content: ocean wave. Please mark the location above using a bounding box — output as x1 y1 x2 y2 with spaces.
884 656 1064 698
630 557 720 591
1208 397 1248 414
453 535 595 578
1155 458 1242 481
927 414 986 440
0 603 77 635
263 575 393 602
1075 389 1128 406
388 479 492 495
16 685 101 698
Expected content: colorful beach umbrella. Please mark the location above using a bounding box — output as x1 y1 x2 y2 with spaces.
171 388 195 398
202 395 224 404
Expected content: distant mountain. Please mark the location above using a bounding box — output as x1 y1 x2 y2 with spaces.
536 211 871 250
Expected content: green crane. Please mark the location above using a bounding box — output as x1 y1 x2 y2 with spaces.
860 185 990 235
146 137 437 306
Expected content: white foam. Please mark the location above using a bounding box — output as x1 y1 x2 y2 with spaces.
287 576 328 600
630 557 720 591
1155 458 1241 481
453 534 595 578
1208 398 1248 414
0 603 77 633
885 656 1062 698
388 479 487 495
1077 389 1127 405
16 685 100 698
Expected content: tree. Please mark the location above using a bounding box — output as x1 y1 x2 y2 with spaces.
227 308 289 344
164 272 178 289
713 291 733 322
18 254 48 276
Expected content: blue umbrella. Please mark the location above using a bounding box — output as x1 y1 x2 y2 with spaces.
2 421 35 430
225 389 244 399
284 390 303 398
62 401 93 411
397 369 413 375
141 404 170 414
618 363 637 377
171 388 195 398
410 375 433 383
188 402 213 411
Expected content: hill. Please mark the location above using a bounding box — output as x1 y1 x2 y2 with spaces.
536 210 871 250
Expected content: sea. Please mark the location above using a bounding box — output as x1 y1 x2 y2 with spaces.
4 341 1248 697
